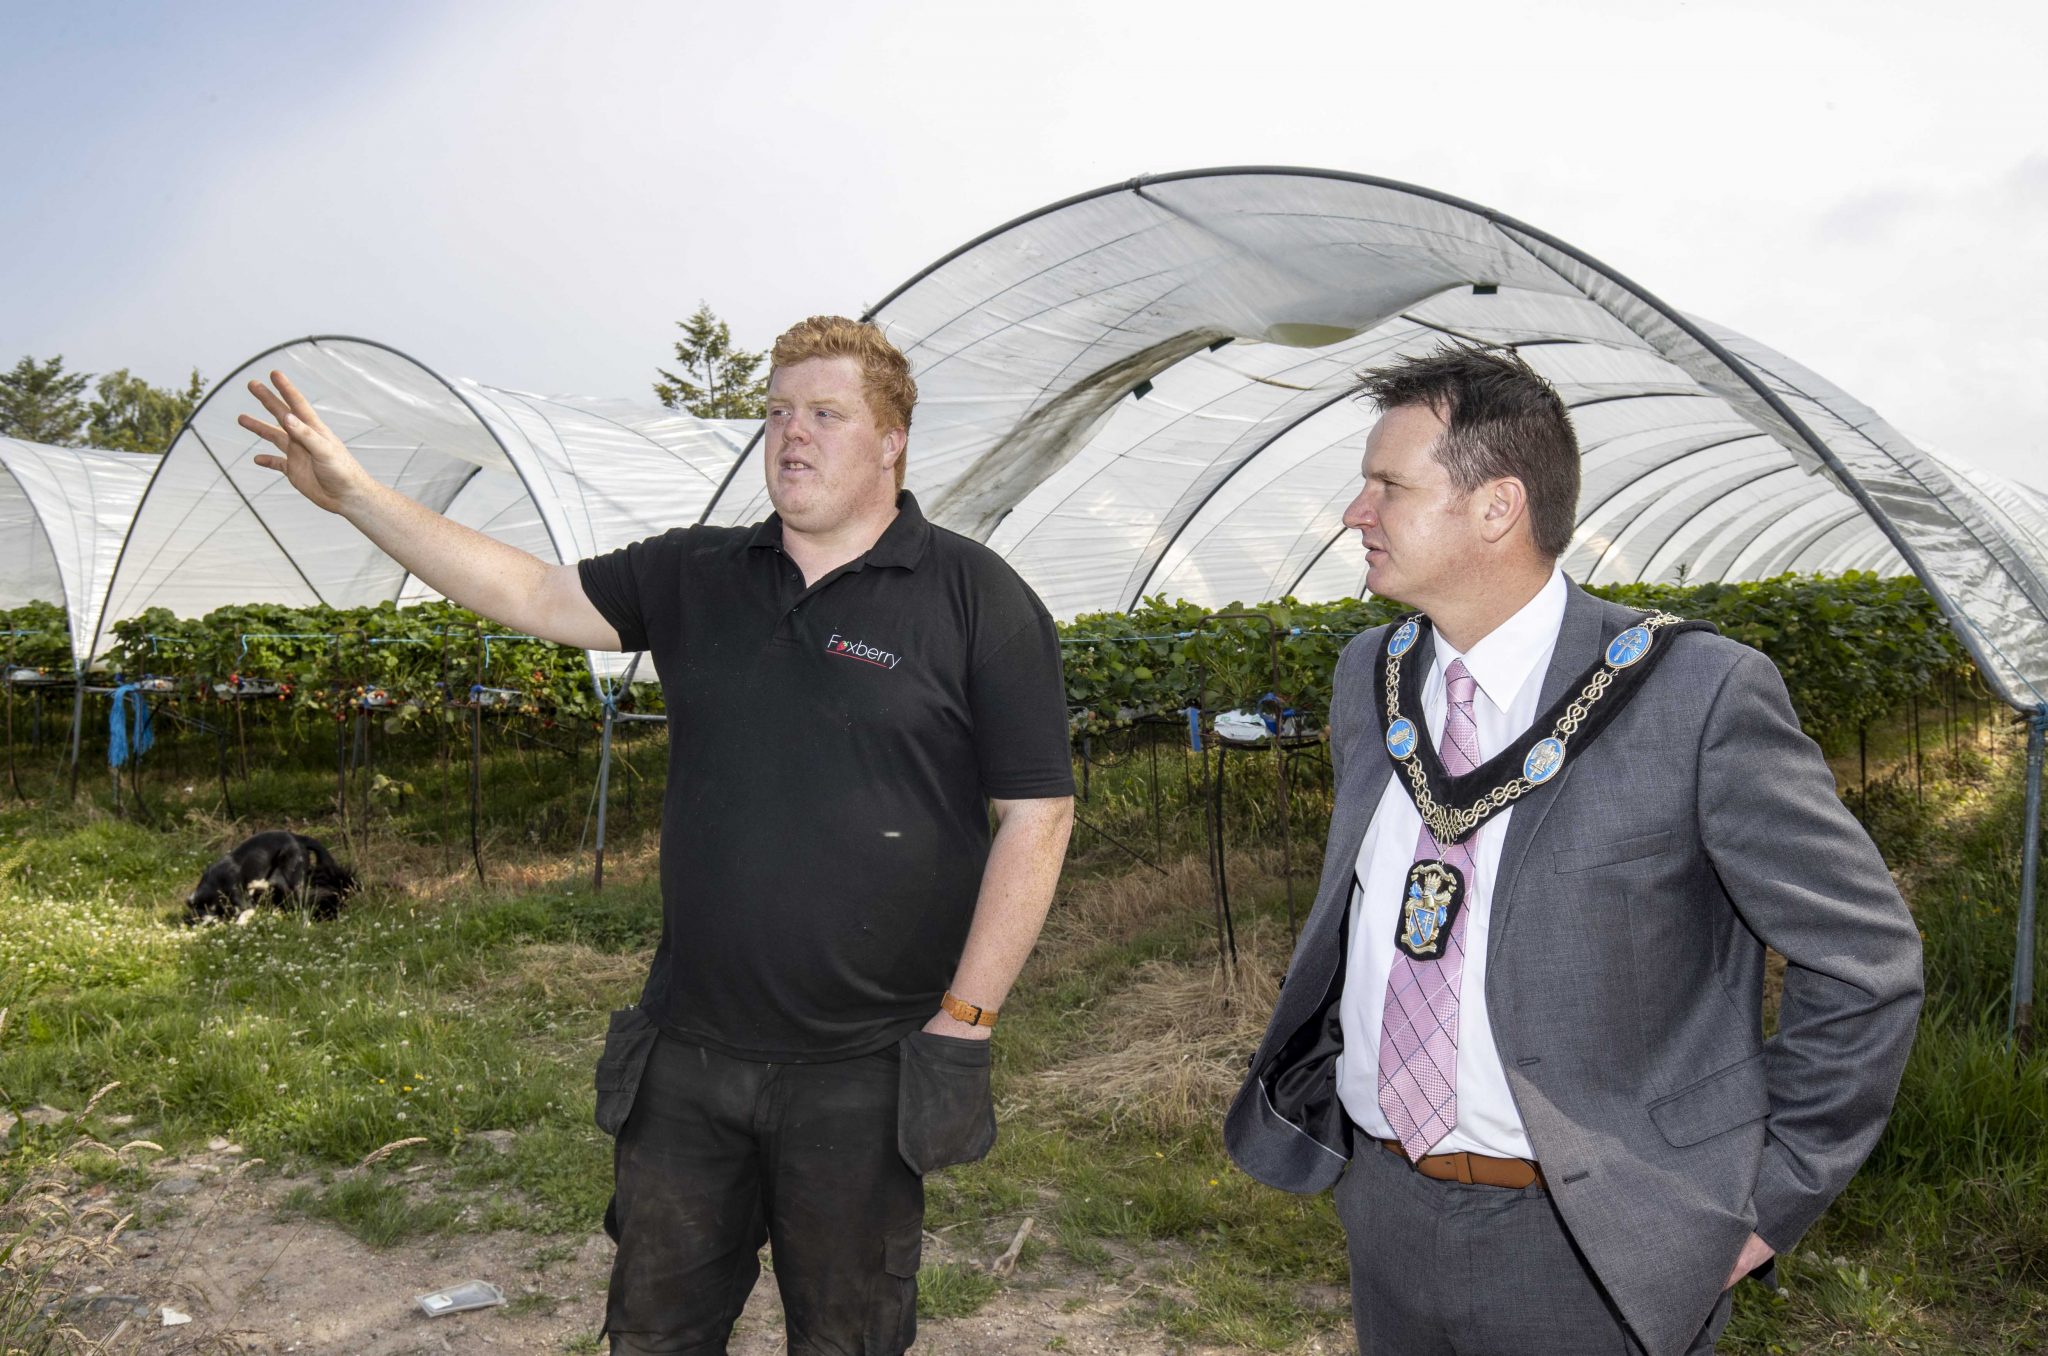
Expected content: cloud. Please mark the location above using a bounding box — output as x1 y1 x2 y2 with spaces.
1815 188 1926 246
5 0 2046 500
2002 153 2048 209
1755 157 2048 488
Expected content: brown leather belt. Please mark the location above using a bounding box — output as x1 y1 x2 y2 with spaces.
1377 1137 1545 1189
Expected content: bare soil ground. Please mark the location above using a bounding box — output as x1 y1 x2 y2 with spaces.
39 1142 1348 1356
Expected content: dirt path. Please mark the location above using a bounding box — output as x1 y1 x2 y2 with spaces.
42 1148 1348 1356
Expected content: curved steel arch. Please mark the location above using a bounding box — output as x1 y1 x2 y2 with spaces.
89 334 569 666
0 441 158 668
1727 339 2048 628
393 461 485 602
1760 507 1881 578
1811 526 1905 577
1572 430 1776 528
1613 462 1807 583
1690 478 1842 581
1732 503 1870 580
1114 321 1438 609
1286 519 1360 599
845 164 2021 706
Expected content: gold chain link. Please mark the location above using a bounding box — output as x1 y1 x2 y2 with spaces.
1382 613 1685 844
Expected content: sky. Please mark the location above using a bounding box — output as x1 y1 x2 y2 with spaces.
3 0 2042 486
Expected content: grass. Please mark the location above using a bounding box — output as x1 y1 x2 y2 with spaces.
2 697 2045 1352
1716 724 2048 1353
920 854 1353 1348
281 1174 463 1248
917 1262 1003 1319
0 1120 152 1355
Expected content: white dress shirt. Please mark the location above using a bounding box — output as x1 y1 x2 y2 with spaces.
1335 567 1568 1159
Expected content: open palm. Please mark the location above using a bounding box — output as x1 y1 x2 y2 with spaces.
237 370 368 513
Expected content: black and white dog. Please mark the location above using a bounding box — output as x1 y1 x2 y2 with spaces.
184 830 358 923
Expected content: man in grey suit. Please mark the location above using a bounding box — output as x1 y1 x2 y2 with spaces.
1224 345 1923 1355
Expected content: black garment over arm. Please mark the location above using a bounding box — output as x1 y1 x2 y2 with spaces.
576 492 1074 1062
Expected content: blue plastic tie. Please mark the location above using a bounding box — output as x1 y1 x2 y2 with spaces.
107 683 156 767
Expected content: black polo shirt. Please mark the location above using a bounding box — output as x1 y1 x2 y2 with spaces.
577 492 1074 1062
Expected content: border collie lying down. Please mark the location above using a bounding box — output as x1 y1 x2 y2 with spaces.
184 830 358 924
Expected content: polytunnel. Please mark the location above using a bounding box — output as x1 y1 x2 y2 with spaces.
695 167 2048 714
92 336 755 679
0 436 158 670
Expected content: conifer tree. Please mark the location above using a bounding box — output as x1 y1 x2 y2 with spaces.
0 355 91 445
653 303 767 419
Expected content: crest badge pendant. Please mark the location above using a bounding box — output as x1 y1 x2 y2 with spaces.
1395 858 1465 961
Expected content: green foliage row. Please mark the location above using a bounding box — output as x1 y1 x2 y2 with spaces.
10 571 1969 745
98 601 612 723
1060 572 1972 746
1595 574 1969 744
0 602 71 675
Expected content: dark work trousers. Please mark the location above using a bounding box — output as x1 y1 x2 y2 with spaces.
1333 1135 1735 1355
604 1032 925 1356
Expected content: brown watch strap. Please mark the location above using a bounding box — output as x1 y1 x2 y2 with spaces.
939 991 998 1028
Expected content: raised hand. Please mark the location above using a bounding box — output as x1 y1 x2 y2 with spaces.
237 370 372 513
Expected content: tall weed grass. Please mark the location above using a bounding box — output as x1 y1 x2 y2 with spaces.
2 704 2044 1351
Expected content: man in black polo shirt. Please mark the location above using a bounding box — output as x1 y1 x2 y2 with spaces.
240 315 1076 1355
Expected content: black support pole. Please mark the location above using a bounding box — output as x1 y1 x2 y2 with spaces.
1202 611 1298 945
1149 721 1162 856
65 675 86 802
593 701 615 892
2011 710 2044 1053
469 704 485 885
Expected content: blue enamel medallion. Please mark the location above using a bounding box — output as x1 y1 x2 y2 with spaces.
1385 718 1418 760
1605 625 1652 669
1388 619 1419 658
1524 736 1565 784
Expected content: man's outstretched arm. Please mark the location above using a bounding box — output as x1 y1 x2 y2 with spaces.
240 370 622 651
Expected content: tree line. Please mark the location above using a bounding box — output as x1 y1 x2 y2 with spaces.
0 356 206 454
1 302 767 457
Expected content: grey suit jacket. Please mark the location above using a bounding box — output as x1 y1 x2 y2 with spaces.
1223 581 1924 1356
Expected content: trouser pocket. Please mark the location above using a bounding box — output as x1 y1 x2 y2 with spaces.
896 1030 997 1174
593 1006 659 1137
864 1222 922 1355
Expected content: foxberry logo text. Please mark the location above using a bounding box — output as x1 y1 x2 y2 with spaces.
826 634 902 670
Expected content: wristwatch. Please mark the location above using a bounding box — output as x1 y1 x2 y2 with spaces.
939 990 998 1028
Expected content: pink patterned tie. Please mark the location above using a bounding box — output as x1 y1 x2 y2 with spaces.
1378 658 1480 1161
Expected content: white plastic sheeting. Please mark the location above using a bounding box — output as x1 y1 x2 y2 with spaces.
93 338 754 678
72 170 2047 709
695 168 2042 707
0 438 158 669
